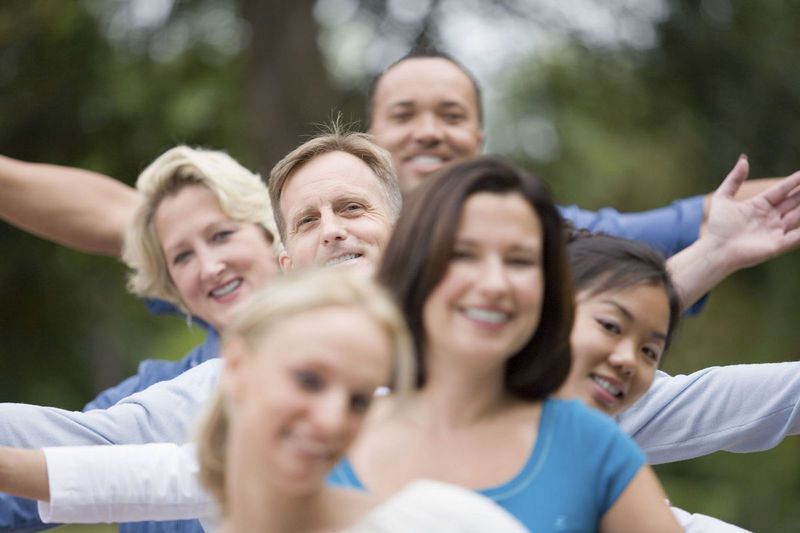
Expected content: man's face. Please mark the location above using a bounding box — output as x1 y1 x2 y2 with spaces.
278 150 394 277
368 57 484 192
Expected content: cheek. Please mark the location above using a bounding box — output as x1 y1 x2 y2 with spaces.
632 366 657 401
169 268 197 299
514 272 544 311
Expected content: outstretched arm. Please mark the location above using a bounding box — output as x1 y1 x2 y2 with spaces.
0 448 48 502
0 155 141 256
39 443 213 523
619 362 800 464
667 156 800 310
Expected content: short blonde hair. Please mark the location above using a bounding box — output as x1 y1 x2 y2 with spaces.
268 127 401 244
122 146 281 311
196 267 415 511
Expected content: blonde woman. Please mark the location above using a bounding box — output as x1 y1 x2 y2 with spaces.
0 268 528 533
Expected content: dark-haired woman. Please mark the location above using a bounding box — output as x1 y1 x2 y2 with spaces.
330 158 682 531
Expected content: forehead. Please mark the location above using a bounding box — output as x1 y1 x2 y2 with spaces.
579 282 670 330
457 192 542 244
373 57 479 113
255 306 393 383
155 185 223 241
280 151 385 214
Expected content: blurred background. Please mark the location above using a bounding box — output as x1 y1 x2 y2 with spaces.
1 0 798 531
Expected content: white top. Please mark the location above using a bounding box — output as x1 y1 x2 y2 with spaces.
342 479 528 533
40 443 215 523
40 446 525 533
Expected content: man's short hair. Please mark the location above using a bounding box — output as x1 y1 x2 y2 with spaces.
268 126 402 243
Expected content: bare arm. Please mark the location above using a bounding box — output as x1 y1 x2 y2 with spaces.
669 157 800 310
0 155 141 256
0 447 49 501
600 465 681 533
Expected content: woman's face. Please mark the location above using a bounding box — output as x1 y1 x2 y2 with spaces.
225 306 393 494
558 282 670 416
155 184 279 331
422 192 544 369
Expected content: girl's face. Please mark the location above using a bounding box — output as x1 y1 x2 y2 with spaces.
558 282 670 416
422 192 544 369
224 306 393 494
155 184 279 331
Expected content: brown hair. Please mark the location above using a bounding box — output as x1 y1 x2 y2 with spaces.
378 157 574 399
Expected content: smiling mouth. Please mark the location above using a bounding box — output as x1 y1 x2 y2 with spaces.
210 279 241 298
325 253 362 267
591 375 624 399
463 308 510 324
411 155 444 166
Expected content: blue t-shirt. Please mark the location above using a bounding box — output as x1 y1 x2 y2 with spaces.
328 398 645 532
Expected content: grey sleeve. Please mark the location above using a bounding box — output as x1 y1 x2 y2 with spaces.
0 359 222 448
618 362 800 465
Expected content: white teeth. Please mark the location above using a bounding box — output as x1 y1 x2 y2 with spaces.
325 253 360 267
412 155 443 165
463 308 509 324
592 376 622 398
211 279 241 297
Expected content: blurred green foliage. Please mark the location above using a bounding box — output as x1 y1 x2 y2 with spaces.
0 0 798 531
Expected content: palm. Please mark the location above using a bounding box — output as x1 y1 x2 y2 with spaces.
705 159 800 270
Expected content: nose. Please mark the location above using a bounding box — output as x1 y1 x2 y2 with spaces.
476 256 511 298
608 342 637 378
198 248 225 282
320 210 347 245
309 391 351 441
411 113 444 145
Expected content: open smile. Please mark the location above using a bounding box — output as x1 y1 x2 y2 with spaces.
590 374 626 405
210 278 242 298
325 253 363 267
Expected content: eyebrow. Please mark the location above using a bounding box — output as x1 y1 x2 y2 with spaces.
387 99 469 110
599 299 668 341
289 206 318 227
289 194 373 223
454 238 540 254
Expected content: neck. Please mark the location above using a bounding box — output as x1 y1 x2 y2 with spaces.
412 347 513 428
224 473 332 533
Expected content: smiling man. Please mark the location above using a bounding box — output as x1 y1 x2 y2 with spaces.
367 53 484 191
267 130 401 277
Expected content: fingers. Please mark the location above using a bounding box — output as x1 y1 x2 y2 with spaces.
715 154 750 199
775 225 800 255
778 192 800 230
762 169 800 207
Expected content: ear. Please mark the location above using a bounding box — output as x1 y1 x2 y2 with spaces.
279 250 293 272
221 335 250 405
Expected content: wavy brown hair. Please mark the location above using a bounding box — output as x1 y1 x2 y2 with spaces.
378 157 574 400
